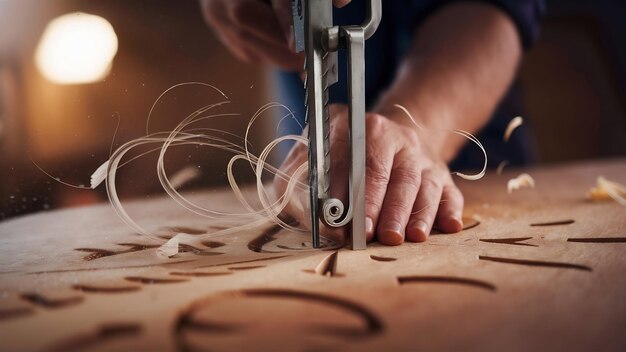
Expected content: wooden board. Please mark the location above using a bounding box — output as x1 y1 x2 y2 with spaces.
0 159 625 351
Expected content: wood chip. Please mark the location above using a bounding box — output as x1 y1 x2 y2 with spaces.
496 160 508 175
507 173 535 194
588 176 626 205
169 166 200 190
156 234 180 258
503 116 523 142
90 160 109 189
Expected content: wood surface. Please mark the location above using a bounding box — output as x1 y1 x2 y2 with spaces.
0 159 625 351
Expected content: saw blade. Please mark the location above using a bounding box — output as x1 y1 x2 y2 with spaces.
291 0 305 53
300 0 338 247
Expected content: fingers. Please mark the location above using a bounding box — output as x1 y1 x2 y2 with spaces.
333 0 352 7
271 0 295 49
274 103 465 247
363 114 396 242
234 1 289 47
435 182 464 233
376 151 421 245
405 169 444 242
220 27 303 69
202 0 302 69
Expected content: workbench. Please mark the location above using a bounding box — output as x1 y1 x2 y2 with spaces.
0 159 624 351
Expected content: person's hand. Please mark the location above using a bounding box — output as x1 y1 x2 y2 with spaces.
200 0 351 70
274 104 464 245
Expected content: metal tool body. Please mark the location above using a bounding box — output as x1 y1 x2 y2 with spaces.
291 0 381 249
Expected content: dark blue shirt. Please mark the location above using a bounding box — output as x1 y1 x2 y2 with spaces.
275 0 545 169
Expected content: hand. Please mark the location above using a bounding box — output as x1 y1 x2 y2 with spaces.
274 104 464 246
200 0 351 70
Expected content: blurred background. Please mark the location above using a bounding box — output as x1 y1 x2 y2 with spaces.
0 0 624 220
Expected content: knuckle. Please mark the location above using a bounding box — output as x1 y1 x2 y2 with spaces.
420 176 442 190
420 172 442 190
366 113 387 134
403 129 420 145
444 184 464 203
365 196 383 219
390 166 421 186
366 161 389 188
384 198 413 215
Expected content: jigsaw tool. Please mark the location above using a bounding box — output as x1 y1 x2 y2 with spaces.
291 0 381 250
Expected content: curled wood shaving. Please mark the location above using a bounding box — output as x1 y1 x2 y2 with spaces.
394 104 487 181
507 173 535 194
503 116 523 142
90 160 109 189
169 166 201 190
157 234 180 258
588 176 626 205
496 160 508 175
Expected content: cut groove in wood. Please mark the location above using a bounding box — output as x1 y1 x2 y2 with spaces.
174 288 383 351
169 272 232 277
247 224 284 253
28 260 196 275
20 293 84 308
196 255 290 268
201 241 226 248
397 275 496 291
0 307 35 320
175 319 242 333
480 237 537 247
177 243 223 256
48 323 142 352
275 238 341 251
74 243 160 261
530 219 575 227
479 255 591 271
227 265 265 271
165 227 206 235
462 217 481 230
72 285 141 294
124 277 188 285
567 237 626 243
74 248 116 261
370 255 397 262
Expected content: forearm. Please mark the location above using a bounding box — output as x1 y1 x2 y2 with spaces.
375 2 522 162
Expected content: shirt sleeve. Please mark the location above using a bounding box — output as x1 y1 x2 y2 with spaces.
409 0 546 49
480 0 546 48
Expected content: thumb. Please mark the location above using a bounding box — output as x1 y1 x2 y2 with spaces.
333 0 351 7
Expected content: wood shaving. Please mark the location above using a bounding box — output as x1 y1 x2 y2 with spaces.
394 104 487 181
496 160 508 175
588 176 626 205
169 166 201 190
503 116 523 142
90 160 109 189
507 173 535 194
157 234 180 258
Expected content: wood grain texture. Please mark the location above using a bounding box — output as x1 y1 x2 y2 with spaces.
0 159 625 351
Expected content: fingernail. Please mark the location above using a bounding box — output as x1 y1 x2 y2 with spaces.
380 220 404 245
365 217 373 235
381 221 403 236
408 220 429 242
455 217 464 231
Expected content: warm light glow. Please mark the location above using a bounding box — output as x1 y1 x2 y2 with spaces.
35 12 118 84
